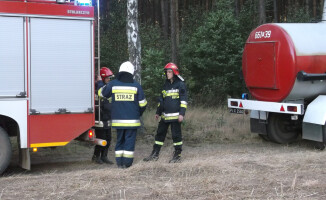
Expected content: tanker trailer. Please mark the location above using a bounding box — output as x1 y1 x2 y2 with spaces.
228 22 326 148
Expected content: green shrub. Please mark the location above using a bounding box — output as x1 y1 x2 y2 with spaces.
180 5 244 105
141 48 166 106
286 3 311 23
140 23 170 106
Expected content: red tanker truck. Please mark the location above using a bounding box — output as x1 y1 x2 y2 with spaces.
228 22 326 148
0 0 106 175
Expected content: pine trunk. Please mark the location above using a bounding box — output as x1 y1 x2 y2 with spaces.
235 0 239 18
161 0 169 40
313 0 317 19
305 0 309 14
171 0 178 63
259 0 266 24
273 0 278 22
176 0 180 47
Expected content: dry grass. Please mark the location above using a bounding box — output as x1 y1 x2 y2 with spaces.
1 107 326 199
141 107 255 144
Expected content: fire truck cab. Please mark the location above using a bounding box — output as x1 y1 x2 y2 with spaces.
0 0 97 174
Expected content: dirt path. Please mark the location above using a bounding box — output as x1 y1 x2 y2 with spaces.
1 139 326 199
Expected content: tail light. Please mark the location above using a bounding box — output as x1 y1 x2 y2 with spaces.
88 129 94 140
287 106 297 112
230 101 238 107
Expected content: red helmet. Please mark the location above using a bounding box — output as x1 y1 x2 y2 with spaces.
100 67 114 81
164 63 180 75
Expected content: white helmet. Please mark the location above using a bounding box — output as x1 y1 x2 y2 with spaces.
119 61 135 75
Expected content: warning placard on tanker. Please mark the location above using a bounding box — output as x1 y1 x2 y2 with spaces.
115 94 134 101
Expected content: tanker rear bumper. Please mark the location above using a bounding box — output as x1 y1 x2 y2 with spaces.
228 98 304 137
228 98 304 115
228 98 304 138
228 97 326 144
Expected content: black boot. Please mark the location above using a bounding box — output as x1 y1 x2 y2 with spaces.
92 155 104 164
143 149 160 162
102 156 114 164
101 147 114 164
93 145 103 164
169 149 182 163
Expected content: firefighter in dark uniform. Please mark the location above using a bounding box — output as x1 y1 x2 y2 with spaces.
99 61 147 168
144 63 188 163
92 67 114 164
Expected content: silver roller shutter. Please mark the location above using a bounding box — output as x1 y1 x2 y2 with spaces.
30 18 92 114
0 16 25 97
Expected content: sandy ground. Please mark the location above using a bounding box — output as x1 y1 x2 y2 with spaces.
1 137 326 199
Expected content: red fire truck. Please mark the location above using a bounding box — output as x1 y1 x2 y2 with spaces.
228 21 326 148
0 0 104 174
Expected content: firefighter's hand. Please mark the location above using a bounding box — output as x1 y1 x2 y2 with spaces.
155 114 160 120
178 115 184 122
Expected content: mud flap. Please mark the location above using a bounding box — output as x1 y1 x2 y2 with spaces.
19 148 30 170
250 118 268 135
302 95 326 142
302 123 323 142
250 110 268 135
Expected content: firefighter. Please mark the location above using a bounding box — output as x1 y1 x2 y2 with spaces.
93 67 114 164
143 63 188 163
99 61 147 168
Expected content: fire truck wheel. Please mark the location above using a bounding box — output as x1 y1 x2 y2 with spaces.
259 134 269 141
267 113 299 144
0 127 12 175
314 142 325 150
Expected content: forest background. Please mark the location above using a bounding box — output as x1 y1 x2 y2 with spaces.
97 0 325 106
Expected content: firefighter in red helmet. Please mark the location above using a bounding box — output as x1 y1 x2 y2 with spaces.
144 63 188 163
93 67 114 164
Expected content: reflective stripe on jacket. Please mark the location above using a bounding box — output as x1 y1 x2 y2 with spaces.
101 79 147 129
156 78 188 122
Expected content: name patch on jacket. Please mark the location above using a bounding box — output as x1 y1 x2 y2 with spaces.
115 94 134 101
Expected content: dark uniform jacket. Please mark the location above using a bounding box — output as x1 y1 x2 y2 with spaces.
100 73 147 129
156 78 188 122
96 80 111 122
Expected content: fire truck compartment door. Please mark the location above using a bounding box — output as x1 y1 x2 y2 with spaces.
0 16 25 97
30 18 92 113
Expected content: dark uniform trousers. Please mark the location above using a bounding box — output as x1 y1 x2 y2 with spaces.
154 120 182 152
94 84 112 158
115 129 137 167
94 122 111 157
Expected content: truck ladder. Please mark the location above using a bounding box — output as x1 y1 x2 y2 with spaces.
94 0 102 127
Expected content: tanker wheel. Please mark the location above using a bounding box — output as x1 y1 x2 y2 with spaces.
267 113 299 144
0 127 12 175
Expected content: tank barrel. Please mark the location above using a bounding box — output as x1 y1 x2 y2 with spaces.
297 71 326 81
